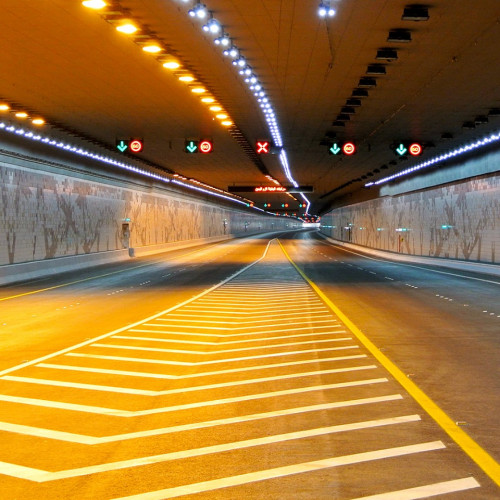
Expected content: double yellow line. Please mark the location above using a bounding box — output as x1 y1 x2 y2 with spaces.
278 239 500 487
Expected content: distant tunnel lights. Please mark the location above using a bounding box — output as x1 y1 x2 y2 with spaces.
318 2 336 17
116 22 138 34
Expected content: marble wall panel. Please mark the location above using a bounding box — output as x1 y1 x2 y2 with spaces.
320 173 499 263
0 160 288 266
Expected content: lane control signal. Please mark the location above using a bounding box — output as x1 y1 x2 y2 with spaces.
185 140 198 153
116 138 144 154
329 142 357 155
256 140 270 154
394 142 424 156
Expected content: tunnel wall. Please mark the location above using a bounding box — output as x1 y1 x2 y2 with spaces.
0 147 294 268
320 172 499 264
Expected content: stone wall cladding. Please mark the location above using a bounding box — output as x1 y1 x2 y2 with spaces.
0 159 284 266
320 173 499 264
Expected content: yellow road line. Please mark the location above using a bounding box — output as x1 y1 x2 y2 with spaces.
278 239 500 487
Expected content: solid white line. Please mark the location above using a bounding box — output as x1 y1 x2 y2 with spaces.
349 477 480 499
0 241 275 378
0 378 388 417
37 354 367 379
111 441 445 499
90 337 352 355
0 416 425 482
113 330 344 345
3 365 375 397
0 394 403 444
65 345 359 366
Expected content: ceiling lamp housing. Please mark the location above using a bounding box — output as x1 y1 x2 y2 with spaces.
402 5 430 21
376 48 398 61
387 29 412 42
189 3 208 19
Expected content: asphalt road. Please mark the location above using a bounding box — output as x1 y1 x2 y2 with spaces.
0 230 498 499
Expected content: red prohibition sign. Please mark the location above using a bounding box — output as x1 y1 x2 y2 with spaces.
409 143 422 156
257 141 269 154
129 139 143 153
343 142 356 155
199 140 213 154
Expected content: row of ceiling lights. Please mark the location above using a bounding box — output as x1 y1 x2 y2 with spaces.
175 0 310 212
82 0 234 127
175 0 282 149
0 103 45 126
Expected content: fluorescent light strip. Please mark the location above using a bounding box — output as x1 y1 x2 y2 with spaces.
180 1 310 214
365 132 500 187
0 121 257 209
0 122 167 183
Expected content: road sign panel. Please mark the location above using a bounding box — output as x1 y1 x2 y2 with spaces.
256 141 270 154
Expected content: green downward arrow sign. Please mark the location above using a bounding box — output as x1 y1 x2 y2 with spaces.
396 143 408 156
117 140 128 153
186 141 198 153
329 143 341 155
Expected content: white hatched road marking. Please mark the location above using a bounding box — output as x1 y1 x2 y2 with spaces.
65 345 359 366
0 378 389 416
0 395 404 444
35 354 368 379
3 364 376 396
350 477 480 499
89 337 352 354
110 442 446 500
0 420 427 482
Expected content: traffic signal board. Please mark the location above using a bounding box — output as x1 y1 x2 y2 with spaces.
256 140 270 154
116 138 144 154
185 139 213 153
329 142 357 155
394 142 423 157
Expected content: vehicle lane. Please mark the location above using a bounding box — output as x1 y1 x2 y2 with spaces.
281 230 500 472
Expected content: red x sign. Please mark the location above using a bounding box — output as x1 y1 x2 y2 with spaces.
256 141 270 154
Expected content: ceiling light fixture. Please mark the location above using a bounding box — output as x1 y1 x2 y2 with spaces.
0 104 10 111
366 64 386 75
142 43 162 53
318 1 336 18
376 48 398 61
214 33 231 46
358 77 377 88
178 75 195 82
116 22 138 34
32 118 45 125
15 112 29 118
189 3 208 19
203 18 221 34
387 29 412 42
82 0 106 9
402 5 429 21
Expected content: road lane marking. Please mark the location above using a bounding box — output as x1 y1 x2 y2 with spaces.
180 306 329 315
90 337 352 354
134 324 343 336
350 477 480 499
166 309 331 320
0 378 388 416
0 394 404 444
3 365 376 396
65 345 359 365
0 241 275 378
112 330 345 345
37 354 368 379
155 315 336 325
111 442 445 499
0 417 425 482
279 239 500 487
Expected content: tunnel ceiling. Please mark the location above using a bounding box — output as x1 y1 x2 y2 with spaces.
1 0 500 214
